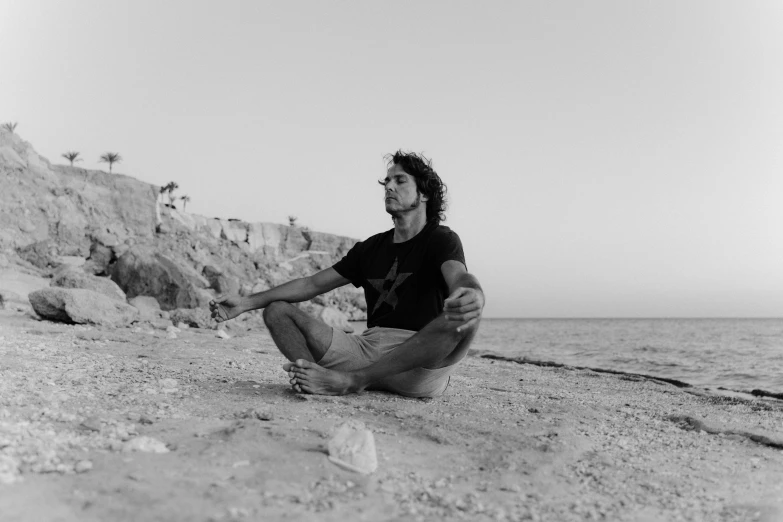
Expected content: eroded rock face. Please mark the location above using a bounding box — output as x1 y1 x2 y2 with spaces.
16 241 57 270
110 246 208 311
202 265 240 296
0 129 366 321
29 287 139 326
86 241 114 275
51 267 127 302
0 130 157 255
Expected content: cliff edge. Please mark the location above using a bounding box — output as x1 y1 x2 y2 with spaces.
0 128 366 324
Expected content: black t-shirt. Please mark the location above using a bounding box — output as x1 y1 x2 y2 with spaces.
333 220 466 331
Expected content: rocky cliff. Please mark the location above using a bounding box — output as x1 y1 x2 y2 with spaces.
0 128 366 326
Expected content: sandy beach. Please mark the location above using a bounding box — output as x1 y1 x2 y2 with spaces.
1 309 782 522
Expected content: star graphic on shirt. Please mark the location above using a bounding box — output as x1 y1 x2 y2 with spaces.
368 258 412 315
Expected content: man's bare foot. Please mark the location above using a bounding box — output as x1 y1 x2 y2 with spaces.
283 360 364 395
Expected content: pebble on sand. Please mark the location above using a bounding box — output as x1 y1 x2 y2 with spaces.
216 329 230 340
159 378 178 390
75 460 93 473
327 421 378 475
122 436 170 454
80 416 102 432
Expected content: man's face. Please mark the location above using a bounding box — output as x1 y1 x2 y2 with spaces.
382 164 427 216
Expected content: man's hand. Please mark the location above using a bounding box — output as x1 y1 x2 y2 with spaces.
209 296 246 323
444 287 484 332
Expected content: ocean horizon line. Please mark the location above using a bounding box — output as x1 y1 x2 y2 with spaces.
474 316 783 321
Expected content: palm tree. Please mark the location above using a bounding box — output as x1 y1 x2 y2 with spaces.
179 194 191 212
61 151 82 166
2 122 18 133
288 215 298 227
99 152 122 173
166 181 179 206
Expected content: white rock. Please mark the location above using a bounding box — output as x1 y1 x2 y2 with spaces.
75 460 93 473
327 421 378 474
166 325 181 334
159 378 178 389
166 331 178 339
216 329 230 340
122 436 170 454
0 454 21 484
176 322 189 330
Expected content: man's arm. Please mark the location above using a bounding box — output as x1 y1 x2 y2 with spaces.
441 260 485 332
210 267 350 322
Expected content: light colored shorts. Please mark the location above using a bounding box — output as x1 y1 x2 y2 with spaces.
317 326 456 398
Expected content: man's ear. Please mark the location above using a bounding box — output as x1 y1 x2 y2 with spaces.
419 191 429 202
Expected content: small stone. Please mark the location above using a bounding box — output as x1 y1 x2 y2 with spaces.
166 331 178 339
216 329 230 340
327 421 378 474
166 325 181 334
176 322 189 330
123 436 170 454
80 416 102 432
159 378 178 389
255 408 274 421
75 460 93 473
56 463 75 474
138 415 153 425
232 460 250 468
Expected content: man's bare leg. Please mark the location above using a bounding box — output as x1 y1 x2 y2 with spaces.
262 301 334 392
288 314 479 396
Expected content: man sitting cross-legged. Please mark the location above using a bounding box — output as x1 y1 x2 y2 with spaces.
209 150 484 397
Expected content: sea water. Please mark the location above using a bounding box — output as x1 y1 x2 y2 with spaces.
470 318 783 394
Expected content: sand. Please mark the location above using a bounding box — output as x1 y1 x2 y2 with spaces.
1 309 782 522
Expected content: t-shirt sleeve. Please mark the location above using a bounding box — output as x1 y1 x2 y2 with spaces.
332 241 364 288
429 228 466 270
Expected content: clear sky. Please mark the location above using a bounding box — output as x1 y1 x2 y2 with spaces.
2 0 782 318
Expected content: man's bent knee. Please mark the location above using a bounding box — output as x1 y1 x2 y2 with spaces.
262 301 293 326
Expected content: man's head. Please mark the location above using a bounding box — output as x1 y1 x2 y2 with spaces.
380 150 448 223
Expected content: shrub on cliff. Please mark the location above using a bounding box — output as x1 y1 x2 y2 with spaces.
165 182 179 207
2 122 18 133
61 151 82 166
99 152 122 173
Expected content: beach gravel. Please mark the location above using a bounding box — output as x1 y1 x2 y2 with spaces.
0 310 782 521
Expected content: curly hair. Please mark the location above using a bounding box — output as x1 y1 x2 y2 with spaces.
381 150 448 222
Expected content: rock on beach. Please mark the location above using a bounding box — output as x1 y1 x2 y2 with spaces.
50 267 127 302
109 246 207 311
123 436 170 454
327 421 378 474
28 287 139 326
